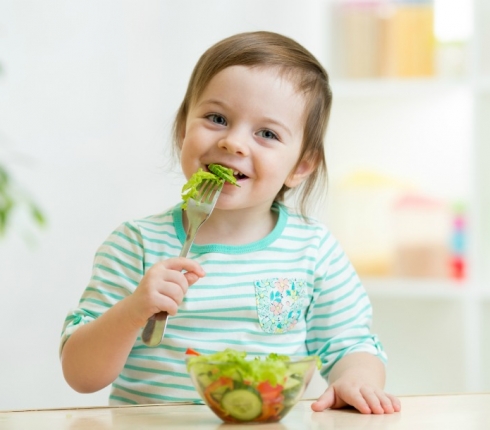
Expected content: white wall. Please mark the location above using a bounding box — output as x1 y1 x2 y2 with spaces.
0 0 330 410
1 0 479 412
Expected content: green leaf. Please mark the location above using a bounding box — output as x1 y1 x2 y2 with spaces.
30 202 46 227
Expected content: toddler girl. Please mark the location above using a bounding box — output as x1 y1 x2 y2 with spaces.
60 31 400 415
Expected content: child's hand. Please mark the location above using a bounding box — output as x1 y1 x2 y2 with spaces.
126 257 205 328
311 377 401 414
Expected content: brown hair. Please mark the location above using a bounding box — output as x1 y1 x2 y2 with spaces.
173 31 332 217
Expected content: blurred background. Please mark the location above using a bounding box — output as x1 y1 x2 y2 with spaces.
1 0 489 410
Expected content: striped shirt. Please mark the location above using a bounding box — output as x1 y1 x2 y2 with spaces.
60 202 386 405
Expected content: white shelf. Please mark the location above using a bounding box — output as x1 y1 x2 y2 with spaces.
331 77 468 99
362 277 472 300
326 0 489 395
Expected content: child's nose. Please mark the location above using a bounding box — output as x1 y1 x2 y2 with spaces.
217 131 249 156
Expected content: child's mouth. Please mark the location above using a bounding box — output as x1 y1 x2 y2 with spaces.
206 164 247 180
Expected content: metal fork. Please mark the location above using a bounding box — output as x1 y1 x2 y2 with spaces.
141 179 224 347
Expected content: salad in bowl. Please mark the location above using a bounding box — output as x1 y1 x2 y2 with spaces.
186 348 320 423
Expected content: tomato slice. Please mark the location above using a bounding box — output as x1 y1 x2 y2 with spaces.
185 348 201 356
257 381 283 400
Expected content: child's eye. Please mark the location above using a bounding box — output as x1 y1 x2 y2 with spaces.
257 129 278 140
206 114 227 126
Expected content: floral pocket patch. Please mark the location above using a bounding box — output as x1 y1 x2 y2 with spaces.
254 278 308 334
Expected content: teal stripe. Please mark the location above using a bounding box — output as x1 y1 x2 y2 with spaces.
201 255 315 266
85 287 125 301
318 271 357 297
130 354 185 366
318 231 332 248
139 225 178 238
112 383 197 403
166 324 303 336
123 363 188 378
315 281 361 308
307 304 372 335
63 315 77 325
331 251 344 265
118 374 195 391
172 315 257 323
267 243 317 253
325 260 351 280
79 297 112 308
95 252 143 276
137 219 174 227
95 264 139 286
109 394 138 405
204 267 313 278
144 249 178 258
113 231 143 249
315 240 338 271
327 335 375 344
131 344 188 353
280 234 323 242
310 292 368 320
139 232 181 246
91 276 132 293
103 241 142 261
164 333 306 347
123 222 143 238
193 280 312 291
179 306 257 314
183 293 254 302
287 223 324 232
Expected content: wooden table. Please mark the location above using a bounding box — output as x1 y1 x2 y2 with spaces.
1 394 489 430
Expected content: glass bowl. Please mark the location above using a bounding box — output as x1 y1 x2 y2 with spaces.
187 354 317 423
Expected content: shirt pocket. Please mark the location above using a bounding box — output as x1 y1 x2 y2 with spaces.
254 277 308 334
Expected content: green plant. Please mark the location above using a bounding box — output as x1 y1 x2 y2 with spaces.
0 163 45 236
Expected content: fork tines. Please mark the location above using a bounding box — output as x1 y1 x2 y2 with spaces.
196 180 222 204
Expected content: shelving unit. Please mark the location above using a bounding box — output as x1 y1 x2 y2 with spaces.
319 0 489 395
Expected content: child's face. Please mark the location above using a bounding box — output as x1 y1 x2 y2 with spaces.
180 65 313 212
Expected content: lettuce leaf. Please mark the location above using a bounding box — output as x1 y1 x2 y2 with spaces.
186 348 320 387
208 164 239 187
181 168 223 210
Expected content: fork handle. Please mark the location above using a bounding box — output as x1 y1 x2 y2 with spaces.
141 227 197 347
141 311 169 346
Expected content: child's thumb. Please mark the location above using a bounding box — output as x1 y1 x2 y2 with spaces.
310 386 335 412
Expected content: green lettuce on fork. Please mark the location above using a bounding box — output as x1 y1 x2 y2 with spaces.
181 164 239 209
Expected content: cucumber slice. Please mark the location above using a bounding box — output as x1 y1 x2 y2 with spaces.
209 383 231 403
221 388 262 421
196 372 214 389
283 375 302 391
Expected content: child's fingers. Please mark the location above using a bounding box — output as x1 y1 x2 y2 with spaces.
184 272 200 286
360 387 384 414
310 386 335 412
360 387 398 414
387 393 402 412
161 257 206 277
347 390 372 414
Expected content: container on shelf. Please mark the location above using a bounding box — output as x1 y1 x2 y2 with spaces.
331 0 435 79
327 169 413 277
392 193 451 278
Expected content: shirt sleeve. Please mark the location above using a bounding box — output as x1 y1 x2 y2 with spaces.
59 221 145 356
305 230 387 379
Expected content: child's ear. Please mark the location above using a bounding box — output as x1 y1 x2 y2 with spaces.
285 158 316 188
